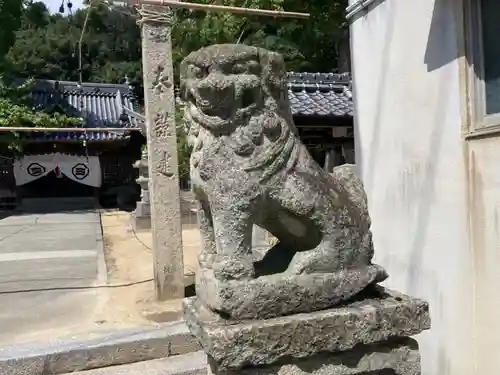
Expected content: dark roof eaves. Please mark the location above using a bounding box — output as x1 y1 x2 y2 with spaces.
13 78 134 97
287 72 351 85
292 112 353 119
287 82 348 93
12 78 141 141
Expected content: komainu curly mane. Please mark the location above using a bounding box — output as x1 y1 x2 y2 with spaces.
180 44 300 181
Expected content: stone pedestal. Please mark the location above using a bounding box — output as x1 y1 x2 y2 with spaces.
184 286 430 375
206 337 420 375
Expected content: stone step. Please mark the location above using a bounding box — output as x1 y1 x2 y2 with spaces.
62 351 207 375
0 196 17 210
20 197 97 213
1 321 200 375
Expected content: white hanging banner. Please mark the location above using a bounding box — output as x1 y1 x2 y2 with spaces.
57 154 101 187
14 153 102 187
14 154 57 186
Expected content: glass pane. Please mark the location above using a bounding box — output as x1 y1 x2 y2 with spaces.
481 0 500 115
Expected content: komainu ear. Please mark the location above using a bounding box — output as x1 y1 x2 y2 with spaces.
259 48 287 98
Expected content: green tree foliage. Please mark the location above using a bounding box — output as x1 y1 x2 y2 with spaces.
3 0 349 157
171 0 349 73
0 0 23 66
7 0 349 92
0 78 81 128
0 77 83 151
0 0 80 154
7 2 143 96
0 0 22 59
175 106 190 181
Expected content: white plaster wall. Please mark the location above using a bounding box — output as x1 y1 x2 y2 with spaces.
350 0 474 374
466 137 500 375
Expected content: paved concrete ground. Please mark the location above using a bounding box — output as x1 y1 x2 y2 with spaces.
98 211 201 326
0 210 108 345
62 351 207 375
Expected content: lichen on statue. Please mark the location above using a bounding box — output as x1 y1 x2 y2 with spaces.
180 44 388 320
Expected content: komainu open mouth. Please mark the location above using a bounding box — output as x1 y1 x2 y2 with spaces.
187 102 230 131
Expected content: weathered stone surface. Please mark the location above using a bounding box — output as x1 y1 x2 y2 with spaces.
195 265 386 320
252 226 273 256
136 201 151 217
140 3 184 300
133 215 152 232
136 176 150 190
133 158 149 174
180 44 387 320
0 321 200 375
330 164 368 224
207 338 421 375
132 154 152 231
183 287 430 371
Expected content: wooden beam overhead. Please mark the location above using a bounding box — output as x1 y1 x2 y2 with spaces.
131 0 310 19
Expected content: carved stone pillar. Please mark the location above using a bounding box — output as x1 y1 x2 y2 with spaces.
140 3 184 300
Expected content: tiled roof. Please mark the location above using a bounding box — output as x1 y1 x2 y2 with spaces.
19 72 351 143
175 72 353 119
287 72 353 118
16 79 144 142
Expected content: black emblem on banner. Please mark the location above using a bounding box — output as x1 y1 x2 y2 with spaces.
27 163 46 177
71 163 89 180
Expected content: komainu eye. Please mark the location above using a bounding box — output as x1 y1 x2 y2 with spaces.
232 64 246 74
246 61 261 75
189 65 206 79
241 87 256 107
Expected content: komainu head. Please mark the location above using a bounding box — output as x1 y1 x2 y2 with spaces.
180 44 296 145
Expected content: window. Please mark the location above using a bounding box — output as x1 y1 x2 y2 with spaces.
467 0 500 130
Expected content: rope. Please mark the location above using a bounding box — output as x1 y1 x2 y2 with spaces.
136 6 175 25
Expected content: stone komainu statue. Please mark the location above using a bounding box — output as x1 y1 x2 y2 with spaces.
180 44 388 320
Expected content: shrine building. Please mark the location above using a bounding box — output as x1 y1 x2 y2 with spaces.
0 79 145 211
0 73 354 212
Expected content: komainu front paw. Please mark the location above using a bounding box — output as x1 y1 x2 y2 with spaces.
285 249 340 275
212 256 255 281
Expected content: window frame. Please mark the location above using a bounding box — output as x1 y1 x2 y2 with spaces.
464 0 500 132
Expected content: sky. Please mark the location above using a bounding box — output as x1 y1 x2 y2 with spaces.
43 0 84 14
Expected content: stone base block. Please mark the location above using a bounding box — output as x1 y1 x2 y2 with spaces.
132 213 151 231
183 287 430 371
136 201 151 216
207 337 421 375
195 265 388 320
